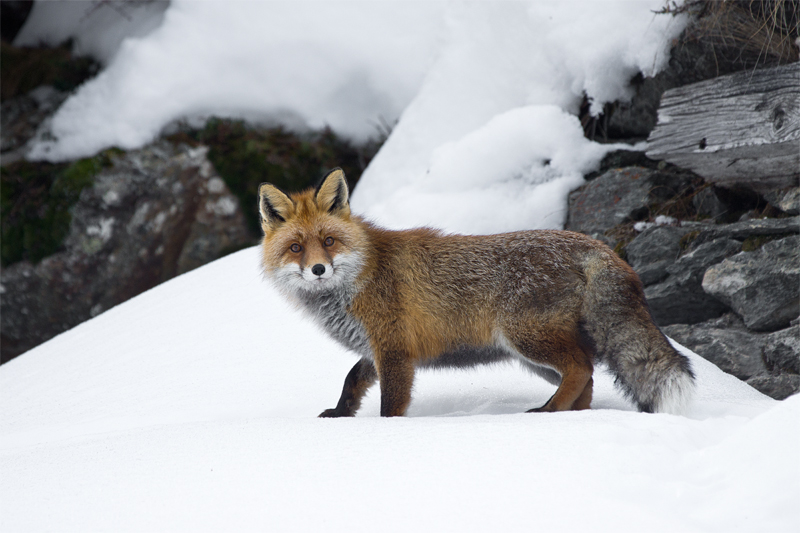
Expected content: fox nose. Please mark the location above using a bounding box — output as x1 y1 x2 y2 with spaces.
311 264 326 277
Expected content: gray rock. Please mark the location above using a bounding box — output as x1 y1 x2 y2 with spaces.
746 373 800 401
1 141 253 362
626 225 688 273
584 150 656 181
692 187 731 222
763 187 800 216
702 236 800 331
664 315 800 400
666 238 742 281
634 260 673 286
688 216 799 251
565 166 691 246
662 314 767 381
645 238 742 326
764 324 800 375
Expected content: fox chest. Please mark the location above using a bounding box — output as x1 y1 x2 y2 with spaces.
299 289 372 358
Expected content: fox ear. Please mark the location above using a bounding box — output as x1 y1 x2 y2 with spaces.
314 168 350 216
258 183 294 231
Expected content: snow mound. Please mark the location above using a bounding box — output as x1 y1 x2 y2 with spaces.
355 105 608 233
14 0 169 65
350 1 687 232
24 1 449 160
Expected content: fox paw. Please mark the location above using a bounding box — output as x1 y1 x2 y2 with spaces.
318 408 349 418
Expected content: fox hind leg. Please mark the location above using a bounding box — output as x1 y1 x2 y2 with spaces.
319 357 377 418
526 364 593 412
510 329 594 412
571 377 593 410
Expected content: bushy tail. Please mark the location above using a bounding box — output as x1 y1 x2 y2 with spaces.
582 255 695 414
605 329 695 414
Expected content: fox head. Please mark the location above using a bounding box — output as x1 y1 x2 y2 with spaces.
259 168 367 295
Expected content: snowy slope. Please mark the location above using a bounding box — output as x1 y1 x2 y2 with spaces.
1 247 797 532
5 2 798 531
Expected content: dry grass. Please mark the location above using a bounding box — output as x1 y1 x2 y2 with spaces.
662 0 799 67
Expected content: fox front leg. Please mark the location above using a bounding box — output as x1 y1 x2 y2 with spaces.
319 358 377 418
376 351 415 417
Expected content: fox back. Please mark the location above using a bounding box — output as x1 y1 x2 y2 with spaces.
259 169 695 417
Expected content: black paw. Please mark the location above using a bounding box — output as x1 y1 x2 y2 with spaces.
526 406 553 413
318 408 349 418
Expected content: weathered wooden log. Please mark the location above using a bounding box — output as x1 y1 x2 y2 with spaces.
646 62 800 193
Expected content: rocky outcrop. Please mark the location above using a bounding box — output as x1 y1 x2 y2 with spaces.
644 238 742 326
564 166 692 246
764 324 800 375
745 373 800 402
763 187 800 216
565 140 799 400
662 314 769 381
0 141 252 362
621 215 799 400
635 222 799 399
664 316 800 400
609 18 800 400
687 217 799 249
702 235 799 331
625 225 689 285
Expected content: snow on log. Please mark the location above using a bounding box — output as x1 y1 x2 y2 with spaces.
646 62 800 192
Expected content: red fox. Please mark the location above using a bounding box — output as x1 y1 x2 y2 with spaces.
259 168 695 417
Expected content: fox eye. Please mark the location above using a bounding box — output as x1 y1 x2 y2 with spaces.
290 243 302 253
323 237 335 247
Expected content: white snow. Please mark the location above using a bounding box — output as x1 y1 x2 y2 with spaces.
24 0 449 159
1 247 797 532
14 0 170 65
354 104 608 233
339 0 688 232
634 215 679 232
5 2 797 531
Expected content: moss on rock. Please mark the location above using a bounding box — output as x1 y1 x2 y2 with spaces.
1 42 99 102
169 119 383 236
1 154 108 266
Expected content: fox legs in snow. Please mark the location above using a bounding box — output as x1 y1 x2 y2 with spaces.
319 350 416 418
318 357 377 417
529 377 593 412
508 326 595 413
320 336 596 417
375 351 415 417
